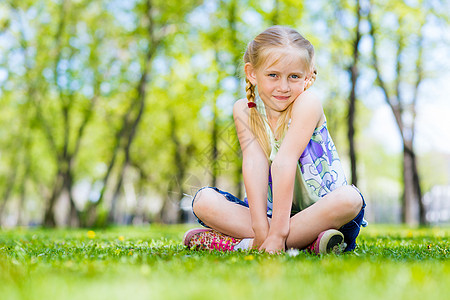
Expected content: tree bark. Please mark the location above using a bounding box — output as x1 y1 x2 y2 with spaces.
211 52 220 187
227 0 243 199
107 63 149 224
347 0 362 186
17 135 32 226
0 162 18 224
402 144 421 225
169 112 185 223
43 172 64 227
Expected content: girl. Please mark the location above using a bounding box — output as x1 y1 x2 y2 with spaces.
183 26 366 254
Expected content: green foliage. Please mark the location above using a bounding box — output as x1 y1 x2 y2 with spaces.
0 225 449 300
0 0 449 226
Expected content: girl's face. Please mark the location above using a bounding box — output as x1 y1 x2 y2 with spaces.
246 47 311 114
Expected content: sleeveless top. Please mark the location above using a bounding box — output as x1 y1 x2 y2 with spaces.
256 98 348 217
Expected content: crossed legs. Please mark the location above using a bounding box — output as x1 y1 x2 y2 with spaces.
192 185 363 249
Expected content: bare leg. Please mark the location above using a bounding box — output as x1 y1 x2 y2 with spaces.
193 185 363 249
192 188 254 238
285 185 363 249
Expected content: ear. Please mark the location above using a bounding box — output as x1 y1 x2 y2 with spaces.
303 71 313 90
244 63 257 86
303 75 311 90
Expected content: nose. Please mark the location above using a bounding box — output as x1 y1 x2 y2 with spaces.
277 77 290 92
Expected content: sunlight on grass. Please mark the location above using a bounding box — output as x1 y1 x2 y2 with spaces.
0 225 449 300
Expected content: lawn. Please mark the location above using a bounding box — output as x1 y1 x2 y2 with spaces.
0 225 449 300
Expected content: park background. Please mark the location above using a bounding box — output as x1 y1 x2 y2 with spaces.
1 0 450 229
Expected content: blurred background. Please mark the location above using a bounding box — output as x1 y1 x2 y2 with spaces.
0 0 449 228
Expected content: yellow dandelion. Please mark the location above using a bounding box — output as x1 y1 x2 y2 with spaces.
87 230 96 239
244 255 254 261
118 236 125 241
128 251 133 256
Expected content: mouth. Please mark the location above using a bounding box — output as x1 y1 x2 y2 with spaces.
273 95 290 101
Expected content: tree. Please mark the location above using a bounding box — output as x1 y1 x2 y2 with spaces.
0 0 202 227
346 0 363 186
1 0 104 227
368 0 432 225
84 0 201 226
318 0 365 186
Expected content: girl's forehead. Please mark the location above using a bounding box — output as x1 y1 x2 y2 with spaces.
260 47 309 72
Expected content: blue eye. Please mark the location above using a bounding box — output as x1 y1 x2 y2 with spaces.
268 73 277 77
291 74 300 79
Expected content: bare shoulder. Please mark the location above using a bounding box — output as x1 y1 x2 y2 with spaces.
291 90 324 125
293 90 322 110
233 98 250 123
232 98 265 157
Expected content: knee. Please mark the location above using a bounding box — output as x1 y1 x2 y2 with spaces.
192 187 217 216
329 186 363 218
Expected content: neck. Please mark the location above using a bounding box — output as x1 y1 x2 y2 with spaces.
263 109 282 141
264 107 281 130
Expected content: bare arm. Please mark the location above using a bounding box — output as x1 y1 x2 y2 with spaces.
233 99 270 248
261 91 324 253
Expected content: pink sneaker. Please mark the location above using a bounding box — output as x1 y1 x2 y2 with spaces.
183 228 241 251
306 229 346 255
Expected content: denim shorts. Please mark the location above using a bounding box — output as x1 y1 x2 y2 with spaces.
340 185 367 251
191 185 366 252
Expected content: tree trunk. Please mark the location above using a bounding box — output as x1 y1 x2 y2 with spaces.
170 112 185 223
108 162 128 224
402 143 423 225
227 0 243 199
17 180 27 226
402 147 417 225
347 0 362 186
43 172 64 227
107 86 146 224
66 166 81 227
368 5 426 225
107 14 154 224
87 0 158 226
347 76 357 186
0 163 18 224
211 71 219 187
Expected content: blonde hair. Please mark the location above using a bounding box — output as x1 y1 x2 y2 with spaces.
244 26 317 160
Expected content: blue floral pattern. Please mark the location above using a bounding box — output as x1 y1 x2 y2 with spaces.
265 120 347 215
298 122 347 197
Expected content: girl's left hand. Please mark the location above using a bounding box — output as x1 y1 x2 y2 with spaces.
259 235 286 254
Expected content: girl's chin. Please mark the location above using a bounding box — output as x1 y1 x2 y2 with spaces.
262 99 293 112
269 104 291 113
273 100 292 108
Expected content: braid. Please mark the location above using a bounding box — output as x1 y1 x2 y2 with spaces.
245 79 255 103
245 79 271 160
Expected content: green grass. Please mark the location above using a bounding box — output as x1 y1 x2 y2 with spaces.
1 225 449 300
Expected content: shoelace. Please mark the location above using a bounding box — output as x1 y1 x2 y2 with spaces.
211 237 236 251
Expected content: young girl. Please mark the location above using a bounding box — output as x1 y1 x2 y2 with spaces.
183 26 366 254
